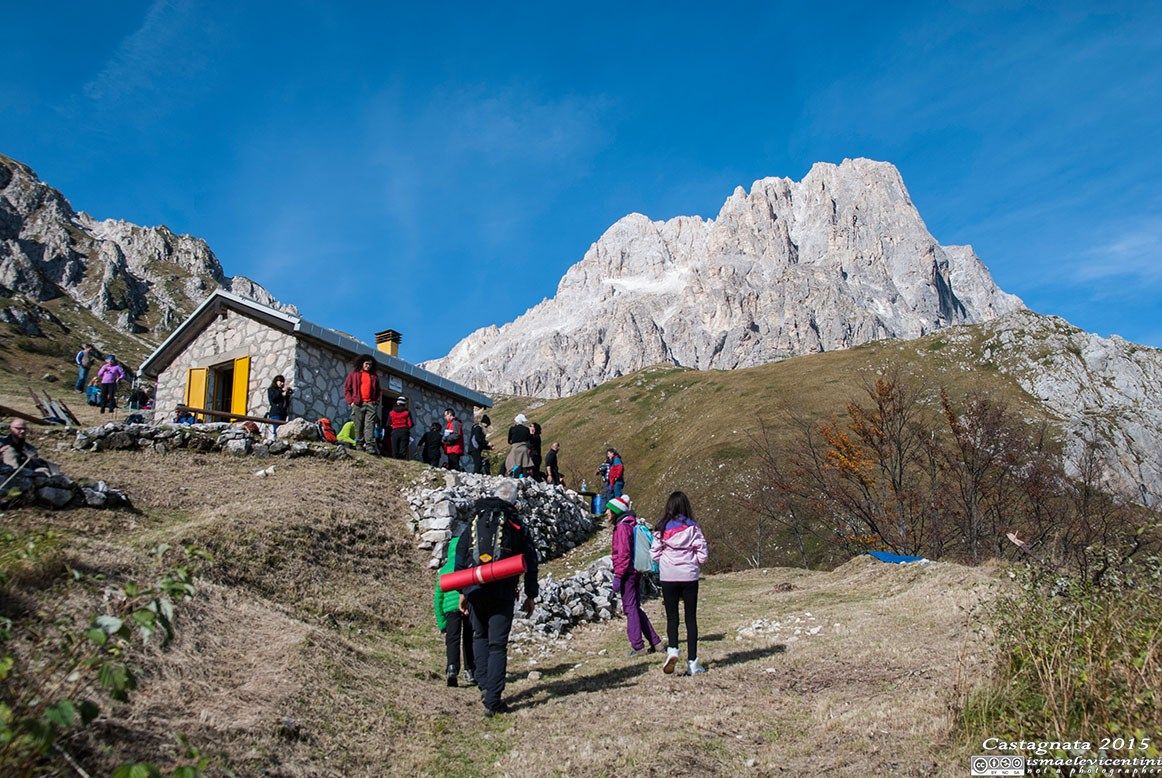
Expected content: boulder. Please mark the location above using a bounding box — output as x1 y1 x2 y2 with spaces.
36 486 74 508
224 438 252 456
277 418 319 441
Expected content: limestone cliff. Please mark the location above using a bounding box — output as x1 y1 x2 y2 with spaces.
423 158 1023 398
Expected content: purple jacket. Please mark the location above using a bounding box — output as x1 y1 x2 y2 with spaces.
611 514 637 577
97 363 125 385
650 516 708 582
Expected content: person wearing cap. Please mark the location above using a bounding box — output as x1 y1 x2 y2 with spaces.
96 355 126 414
505 414 533 477
453 479 540 717
607 495 661 657
388 396 414 460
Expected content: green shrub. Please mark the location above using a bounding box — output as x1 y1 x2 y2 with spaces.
959 533 1161 757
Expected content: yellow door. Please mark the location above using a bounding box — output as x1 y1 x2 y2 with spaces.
185 367 207 421
230 356 250 418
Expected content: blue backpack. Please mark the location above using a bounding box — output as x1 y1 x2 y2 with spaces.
633 521 658 573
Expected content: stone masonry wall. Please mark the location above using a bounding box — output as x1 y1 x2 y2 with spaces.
293 341 477 460
152 308 299 422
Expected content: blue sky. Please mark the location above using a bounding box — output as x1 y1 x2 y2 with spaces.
2 1 1160 358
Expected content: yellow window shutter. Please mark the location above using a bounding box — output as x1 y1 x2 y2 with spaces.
185 368 207 420
231 356 250 417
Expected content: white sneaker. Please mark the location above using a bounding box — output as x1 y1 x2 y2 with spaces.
662 647 680 674
687 658 707 675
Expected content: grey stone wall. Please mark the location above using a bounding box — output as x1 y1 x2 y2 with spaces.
294 341 477 461
152 309 298 422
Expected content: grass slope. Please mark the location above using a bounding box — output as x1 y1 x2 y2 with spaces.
1 439 997 775
489 322 1048 571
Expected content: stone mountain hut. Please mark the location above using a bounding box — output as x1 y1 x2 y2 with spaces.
140 290 491 427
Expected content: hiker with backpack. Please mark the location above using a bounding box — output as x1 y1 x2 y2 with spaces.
342 354 380 452
442 408 465 471
651 491 709 675
468 414 492 474
607 495 661 657
528 422 544 481
434 535 476 688
453 480 539 717
388 396 413 460
74 343 95 392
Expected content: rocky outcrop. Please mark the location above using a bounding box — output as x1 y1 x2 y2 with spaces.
424 158 1023 398
963 311 1162 503
0 152 287 338
524 556 620 637
404 473 596 569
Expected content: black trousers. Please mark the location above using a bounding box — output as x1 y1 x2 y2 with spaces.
467 590 515 711
99 383 117 412
443 610 475 675
391 429 410 460
444 453 462 471
661 580 700 660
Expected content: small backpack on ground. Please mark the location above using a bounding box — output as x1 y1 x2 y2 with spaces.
470 500 520 566
633 520 658 573
318 417 337 443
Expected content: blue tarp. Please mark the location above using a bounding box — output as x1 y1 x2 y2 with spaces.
868 551 927 564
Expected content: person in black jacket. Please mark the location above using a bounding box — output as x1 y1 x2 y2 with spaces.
267 375 292 421
468 414 492 474
454 480 539 717
528 422 544 481
418 422 443 466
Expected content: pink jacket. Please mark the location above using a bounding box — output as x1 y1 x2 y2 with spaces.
650 516 708 582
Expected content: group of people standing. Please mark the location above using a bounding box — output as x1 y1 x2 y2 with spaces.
74 344 129 414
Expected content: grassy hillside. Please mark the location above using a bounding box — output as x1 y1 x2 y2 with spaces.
0 440 999 775
488 322 1051 572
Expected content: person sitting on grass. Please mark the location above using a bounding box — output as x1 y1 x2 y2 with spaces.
0 419 57 475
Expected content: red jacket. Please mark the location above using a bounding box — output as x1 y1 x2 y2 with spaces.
343 369 380 406
388 409 413 430
443 418 464 455
607 456 624 487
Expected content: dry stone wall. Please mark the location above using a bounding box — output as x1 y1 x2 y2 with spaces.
405 473 595 569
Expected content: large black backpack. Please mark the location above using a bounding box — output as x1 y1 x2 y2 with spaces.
469 498 521 566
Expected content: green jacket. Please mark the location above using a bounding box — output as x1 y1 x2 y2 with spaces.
434 536 463 630
337 421 357 445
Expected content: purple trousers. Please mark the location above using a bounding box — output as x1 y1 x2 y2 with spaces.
617 572 660 651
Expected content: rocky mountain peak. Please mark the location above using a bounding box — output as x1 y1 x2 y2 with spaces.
0 152 286 340
423 158 1024 398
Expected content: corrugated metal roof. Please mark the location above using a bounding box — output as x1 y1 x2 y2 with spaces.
140 290 492 408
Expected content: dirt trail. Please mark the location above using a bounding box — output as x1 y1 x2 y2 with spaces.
3 445 998 776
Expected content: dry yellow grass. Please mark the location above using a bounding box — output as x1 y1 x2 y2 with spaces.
1 439 1001 775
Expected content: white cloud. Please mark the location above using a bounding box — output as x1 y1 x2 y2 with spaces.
82 0 224 108
1077 219 1162 284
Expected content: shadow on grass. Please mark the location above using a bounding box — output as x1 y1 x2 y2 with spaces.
504 660 577 684
710 643 787 670
507 662 652 710
700 632 727 643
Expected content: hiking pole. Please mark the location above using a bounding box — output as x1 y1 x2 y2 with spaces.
0 457 32 496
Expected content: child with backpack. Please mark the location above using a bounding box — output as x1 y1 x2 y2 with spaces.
651 491 709 675
434 535 475 687
607 495 661 657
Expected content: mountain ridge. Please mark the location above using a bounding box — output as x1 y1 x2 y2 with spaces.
423 158 1023 398
0 152 285 360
